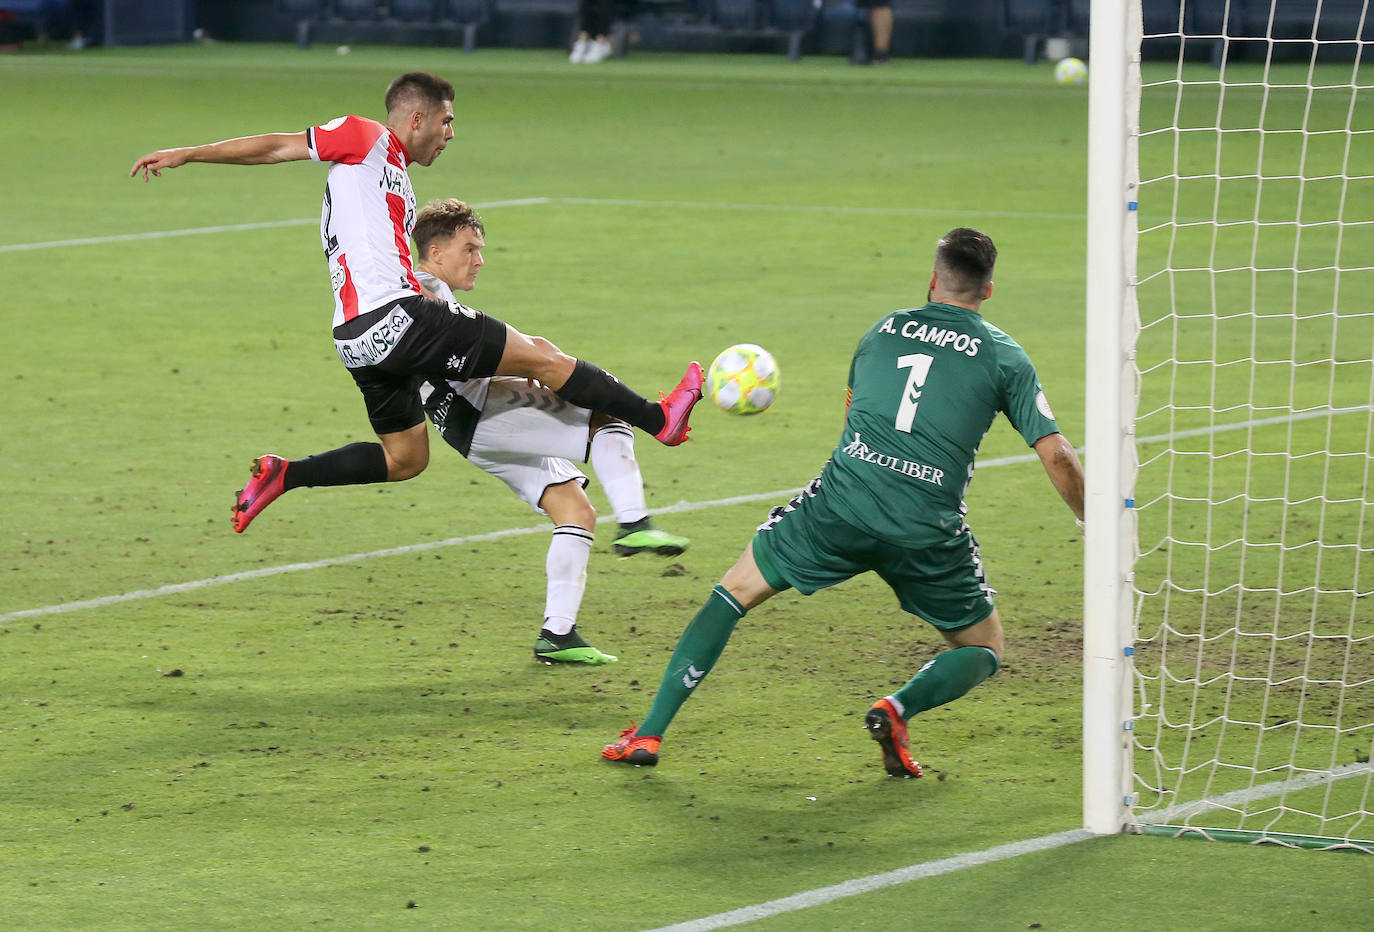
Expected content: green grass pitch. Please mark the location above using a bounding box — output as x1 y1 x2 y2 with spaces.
2 43 1369 930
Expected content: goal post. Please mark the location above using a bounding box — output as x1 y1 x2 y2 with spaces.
1083 0 1137 837
1084 0 1374 851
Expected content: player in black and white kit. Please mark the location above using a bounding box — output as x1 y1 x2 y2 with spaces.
130 71 703 534
412 198 691 664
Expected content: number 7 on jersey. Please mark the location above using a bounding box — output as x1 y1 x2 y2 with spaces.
895 353 934 433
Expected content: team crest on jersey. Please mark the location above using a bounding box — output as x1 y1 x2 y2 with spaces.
1036 391 1055 420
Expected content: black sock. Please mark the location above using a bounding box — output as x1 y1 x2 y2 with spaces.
538 627 589 648
283 442 389 490
555 359 666 436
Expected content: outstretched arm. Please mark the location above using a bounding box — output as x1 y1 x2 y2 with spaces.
1034 432 1085 524
130 132 310 180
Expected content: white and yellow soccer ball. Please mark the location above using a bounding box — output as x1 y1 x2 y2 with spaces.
706 343 780 415
1054 57 1088 86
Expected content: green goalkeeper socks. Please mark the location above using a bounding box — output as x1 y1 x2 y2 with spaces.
891 645 1000 718
638 585 746 737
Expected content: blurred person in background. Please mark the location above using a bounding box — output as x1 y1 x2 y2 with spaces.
570 0 615 62
856 0 892 65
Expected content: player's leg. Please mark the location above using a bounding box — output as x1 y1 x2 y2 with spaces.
604 478 863 765
234 302 451 533
865 529 1002 777
586 416 691 556
533 480 617 665
866 611 1002 777
866 611 1001 779
892 610 1004 717
459 401 618 664
636 543 778 735
493 325 702 446
602 541 778 765
232 410 429 533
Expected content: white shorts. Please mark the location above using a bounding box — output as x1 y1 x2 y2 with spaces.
466 378 592 514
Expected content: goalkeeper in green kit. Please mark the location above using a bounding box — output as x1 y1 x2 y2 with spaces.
603 227 1086 777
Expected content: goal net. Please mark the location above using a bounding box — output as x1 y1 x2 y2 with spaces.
1087 0 1374 852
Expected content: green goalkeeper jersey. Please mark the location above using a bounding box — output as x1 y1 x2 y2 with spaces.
820 301 1060 547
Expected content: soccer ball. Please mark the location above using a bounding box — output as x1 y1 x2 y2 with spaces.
1054 57 1087 86
707 344 779 415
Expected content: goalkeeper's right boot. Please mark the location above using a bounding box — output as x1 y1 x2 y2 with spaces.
534 627 618 665
653 361 704 447
232 454 289 534
602 725 661 766
865 698 924 778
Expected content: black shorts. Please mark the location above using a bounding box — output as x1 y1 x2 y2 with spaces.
332 294 507 435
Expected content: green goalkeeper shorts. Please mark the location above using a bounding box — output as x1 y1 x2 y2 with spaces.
750 478 996 631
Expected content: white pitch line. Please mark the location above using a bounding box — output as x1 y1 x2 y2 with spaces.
0 488 798 625
644 760 1374 932
644 829 1097 932
554 197 1087 222
8 404 1364 626
0 197 1079 254
0 218 319 253
0 198 551 254
0 451 1063 625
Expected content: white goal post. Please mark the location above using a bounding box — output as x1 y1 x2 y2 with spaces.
1084 0 1374 851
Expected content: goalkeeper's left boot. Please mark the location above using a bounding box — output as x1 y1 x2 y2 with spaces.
534 626 618 665
653 361 704 447
865 698 924 778
613 519 691 557
232 454 289 533
602 725 661 766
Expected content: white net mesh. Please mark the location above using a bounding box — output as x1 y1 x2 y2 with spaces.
1129 0 1374 850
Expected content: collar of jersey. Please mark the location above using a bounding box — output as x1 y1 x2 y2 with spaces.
386 130 413 166
924 301 978 316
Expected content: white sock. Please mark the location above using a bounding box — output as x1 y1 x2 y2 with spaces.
590 423 647 525
543 525 593 635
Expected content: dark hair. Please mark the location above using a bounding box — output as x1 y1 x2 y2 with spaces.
384 72 455 116
934 227 997 300
413 198 485 254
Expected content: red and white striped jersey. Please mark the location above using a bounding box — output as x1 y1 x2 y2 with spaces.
307 115 421 328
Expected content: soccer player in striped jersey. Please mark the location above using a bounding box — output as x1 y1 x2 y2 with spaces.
603 228 1086 777
412 198 690 664
130 71 702 535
